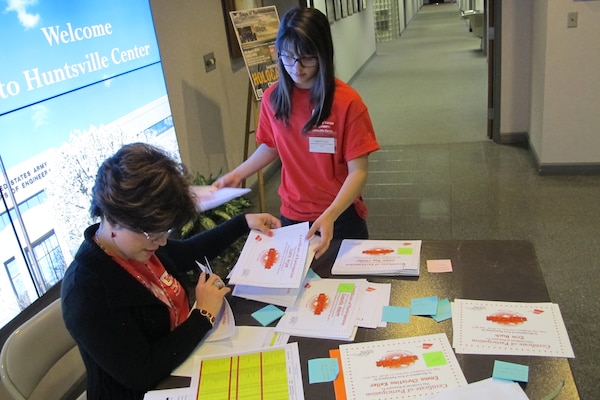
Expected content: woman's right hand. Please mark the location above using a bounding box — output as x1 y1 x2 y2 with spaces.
194 272 230 317
213 172 242 189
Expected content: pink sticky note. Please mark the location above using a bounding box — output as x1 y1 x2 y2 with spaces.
427 259 453 273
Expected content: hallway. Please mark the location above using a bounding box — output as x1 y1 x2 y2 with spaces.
249 3 600 398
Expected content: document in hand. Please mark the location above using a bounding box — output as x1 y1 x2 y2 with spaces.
196 187 251 211
228 222 311 288
331 239 422 276
231 238 318 307
275 278 367 340
338 333 467 400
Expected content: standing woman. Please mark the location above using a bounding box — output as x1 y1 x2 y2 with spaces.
215 7 379 259
61 143 280 399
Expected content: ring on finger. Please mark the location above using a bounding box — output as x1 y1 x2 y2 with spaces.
213 279 224 289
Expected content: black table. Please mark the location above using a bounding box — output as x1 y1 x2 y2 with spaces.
228 240 579 399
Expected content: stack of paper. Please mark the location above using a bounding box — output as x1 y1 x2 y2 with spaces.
451 299 575 358
228 222 312 288
274 278 367 340
270 277 391 340
331 239 422 276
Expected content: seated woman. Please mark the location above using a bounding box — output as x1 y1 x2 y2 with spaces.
61 142 280 399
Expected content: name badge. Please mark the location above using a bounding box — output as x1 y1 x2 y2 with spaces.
309 136 336 154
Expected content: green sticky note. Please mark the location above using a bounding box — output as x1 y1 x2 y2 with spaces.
397 247 414 255
423 351 447 367
337 283 355 293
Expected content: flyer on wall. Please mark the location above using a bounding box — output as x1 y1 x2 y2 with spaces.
339 333 467 399
229 6 280 100
451 299 575 358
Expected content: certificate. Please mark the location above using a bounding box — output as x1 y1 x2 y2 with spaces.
332 239 421 276
275 278 366 340
339 333 467 399
228 222 310 288
451 299 575 358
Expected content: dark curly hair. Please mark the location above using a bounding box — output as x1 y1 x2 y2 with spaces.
90 142 197 233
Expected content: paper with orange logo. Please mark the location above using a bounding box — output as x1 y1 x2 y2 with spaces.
228 222 310 288
274 278 367 340
338 333 466 400
332 239 422 276
451 299 575 357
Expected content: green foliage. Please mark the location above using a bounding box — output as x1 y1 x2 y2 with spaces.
179 172 252 277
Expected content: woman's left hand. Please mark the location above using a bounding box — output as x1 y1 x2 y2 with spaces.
245 213 281 236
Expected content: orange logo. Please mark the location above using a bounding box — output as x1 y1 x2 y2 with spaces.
311 293 329 315
261 248 278 269
486 311 527 325
362 247 394 255
376 352 418 368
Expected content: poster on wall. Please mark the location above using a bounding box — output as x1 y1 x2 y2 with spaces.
230 6 280 101
0 0 178 323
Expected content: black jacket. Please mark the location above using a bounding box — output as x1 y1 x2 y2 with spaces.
61 215 249 399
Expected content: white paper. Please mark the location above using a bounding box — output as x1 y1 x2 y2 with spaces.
202 298 235 342
424 377 529 400
355 282 391 328
332 239 422 276
232 237 318 307
339 333 467 400
144 326 290 400
195 187 251 211
451 299 575 358
275 278 366 340
228 222 311 288
233 267 320 308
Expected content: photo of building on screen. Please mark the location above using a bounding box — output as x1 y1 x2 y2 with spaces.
0 0 180 328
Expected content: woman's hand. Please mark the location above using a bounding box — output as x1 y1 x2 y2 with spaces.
194 272 230 317
245 213 281 236
213 172 242 189
306 213 335 259
190 185 217 199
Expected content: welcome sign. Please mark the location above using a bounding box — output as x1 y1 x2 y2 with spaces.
0 0 160 116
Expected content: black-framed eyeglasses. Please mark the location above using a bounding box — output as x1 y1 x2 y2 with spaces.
278 52 318 68
141 229 173 242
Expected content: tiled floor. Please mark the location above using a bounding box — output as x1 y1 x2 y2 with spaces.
246 4 600 399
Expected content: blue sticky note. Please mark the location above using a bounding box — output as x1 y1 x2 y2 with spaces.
251 304 285 326
308 358 339 383
493 360 529 382
382 306 411 323
411 296 439 315
432 298 452 322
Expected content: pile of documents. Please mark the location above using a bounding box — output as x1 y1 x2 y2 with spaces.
332 239 422 276
230 223 392 340
230 222 315 308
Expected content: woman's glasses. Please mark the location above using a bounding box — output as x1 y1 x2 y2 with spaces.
278 52 318 68
141 229 173 242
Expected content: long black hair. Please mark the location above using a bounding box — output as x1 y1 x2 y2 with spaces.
270 7 336 134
